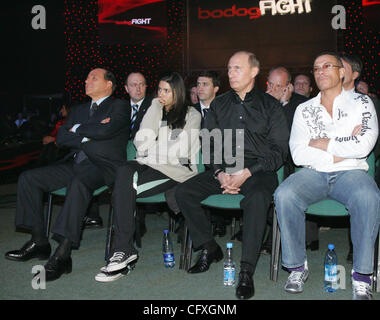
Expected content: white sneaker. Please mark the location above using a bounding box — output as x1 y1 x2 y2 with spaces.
352 271 373 300
284 261 309 294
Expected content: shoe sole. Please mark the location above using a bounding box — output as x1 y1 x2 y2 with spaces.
106 254 138 273
96 262 136 282
5 253 51 262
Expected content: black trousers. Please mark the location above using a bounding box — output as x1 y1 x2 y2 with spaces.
175 170 278 272
112 161 177 253
15 159 105 246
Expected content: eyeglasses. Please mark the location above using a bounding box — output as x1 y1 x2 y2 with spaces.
311 63 342 74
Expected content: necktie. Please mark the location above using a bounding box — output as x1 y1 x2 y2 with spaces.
89 102 99 117
202 108 209 118
75 102 98 163
130 104 139 138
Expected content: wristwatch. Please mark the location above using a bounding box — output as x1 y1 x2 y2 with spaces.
213 168 224 180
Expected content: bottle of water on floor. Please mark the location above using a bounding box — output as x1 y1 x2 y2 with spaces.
162 229 175 268
324 243 338 292
223 242 235 286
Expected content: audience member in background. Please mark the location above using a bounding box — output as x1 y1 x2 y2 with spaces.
263 66 311 255
125 72 153 140
82 71 153 230
293 74 313 98
356 80 380 189
189 83 199 105
37 104 71 166
340 53 362 94
95 71 201 282
175 51 289 300
339 53 366 263
274 52 379 300
15 112 27 128
356 79 369 95
5 68 130 283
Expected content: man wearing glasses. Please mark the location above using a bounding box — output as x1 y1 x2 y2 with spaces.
274 52 380 300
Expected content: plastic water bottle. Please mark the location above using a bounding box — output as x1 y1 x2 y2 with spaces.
324 243 338 292
223 242 236 286
162 229 175 268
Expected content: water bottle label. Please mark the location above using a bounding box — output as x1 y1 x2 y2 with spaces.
224 267 235 285
324 265 337 282
164 253 174 263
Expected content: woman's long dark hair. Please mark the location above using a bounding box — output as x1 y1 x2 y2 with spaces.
159 72 188 129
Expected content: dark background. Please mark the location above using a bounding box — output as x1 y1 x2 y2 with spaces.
0 0 378 116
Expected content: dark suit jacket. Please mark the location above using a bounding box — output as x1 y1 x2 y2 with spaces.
56 96 130 186
283 92 308 130
193 102 209 129
129 95 153 139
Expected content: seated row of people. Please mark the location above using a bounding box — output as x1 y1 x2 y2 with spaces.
5 50 380 301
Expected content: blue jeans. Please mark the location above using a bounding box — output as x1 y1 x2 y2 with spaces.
274 168 380 274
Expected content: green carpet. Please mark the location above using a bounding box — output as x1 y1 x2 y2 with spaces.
0 193 378 301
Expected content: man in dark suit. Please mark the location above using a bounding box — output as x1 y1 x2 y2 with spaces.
262 66 310 254
5 68 130 282
125 71 153 140
83 71 153 228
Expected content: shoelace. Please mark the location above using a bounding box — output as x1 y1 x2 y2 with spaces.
109 252 125 263
288 270 306 284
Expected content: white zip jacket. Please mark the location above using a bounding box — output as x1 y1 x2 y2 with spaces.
134 98 201 182
290 89 378 172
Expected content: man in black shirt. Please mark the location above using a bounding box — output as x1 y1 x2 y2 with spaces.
175 51 289 299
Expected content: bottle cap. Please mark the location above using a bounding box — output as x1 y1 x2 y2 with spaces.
328 244 335 250
163 229 169 234
227 242 233 249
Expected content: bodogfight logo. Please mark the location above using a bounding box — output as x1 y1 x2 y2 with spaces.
198 0 312 20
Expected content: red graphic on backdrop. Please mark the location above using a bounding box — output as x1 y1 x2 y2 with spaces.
362 0 380 6
198 5 261 20
98 0 167 44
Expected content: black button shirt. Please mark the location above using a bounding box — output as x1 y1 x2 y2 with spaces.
203 86 289 174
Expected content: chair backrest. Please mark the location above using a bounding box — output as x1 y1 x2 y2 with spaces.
367 152 375 178
127 139 137 161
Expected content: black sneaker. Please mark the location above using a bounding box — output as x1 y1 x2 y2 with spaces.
106 251 138 273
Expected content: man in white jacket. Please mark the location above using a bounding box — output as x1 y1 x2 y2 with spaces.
274 52 380 300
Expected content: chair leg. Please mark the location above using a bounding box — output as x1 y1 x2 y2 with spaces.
270 207 281 282
181 225 193 271
375 232 380 293
179 225 187 270
231 217 236 240
134 206 142 248
105 204 114 261
45 193 53 238
169 214 175 233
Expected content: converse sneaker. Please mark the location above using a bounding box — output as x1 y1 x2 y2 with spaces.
284 262 309 294
106 251 138 272
352 271 373 300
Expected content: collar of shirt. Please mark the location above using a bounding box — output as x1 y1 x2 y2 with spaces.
231 86 256 103
130 98 145 111
312 89 347 107
92 96 110 107
199 101 210 116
